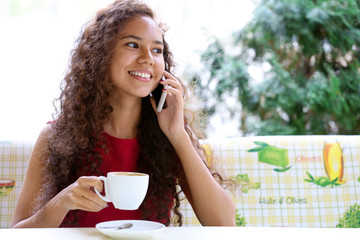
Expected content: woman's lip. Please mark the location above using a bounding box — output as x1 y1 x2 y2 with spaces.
128 70 153 76
128 71 153 82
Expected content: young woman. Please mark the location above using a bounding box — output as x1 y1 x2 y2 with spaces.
11 0 235 228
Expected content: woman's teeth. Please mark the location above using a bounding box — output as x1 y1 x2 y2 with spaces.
129 71 151 79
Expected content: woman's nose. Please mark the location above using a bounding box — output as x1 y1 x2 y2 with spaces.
138 49 154 65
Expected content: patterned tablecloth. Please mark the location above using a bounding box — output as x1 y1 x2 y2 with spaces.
178 135 360 227
1 136 359 228
0 141 32 228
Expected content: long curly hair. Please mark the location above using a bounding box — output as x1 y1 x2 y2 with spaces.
34 0 227 226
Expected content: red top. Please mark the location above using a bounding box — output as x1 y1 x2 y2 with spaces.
62 132 143 227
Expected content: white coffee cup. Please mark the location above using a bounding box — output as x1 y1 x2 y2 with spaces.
95 172 149 210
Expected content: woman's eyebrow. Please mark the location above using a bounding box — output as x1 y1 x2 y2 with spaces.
121 35 163 45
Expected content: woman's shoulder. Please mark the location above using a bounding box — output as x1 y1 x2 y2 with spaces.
31 123 54 159
39 120 58 140
39 122 54 141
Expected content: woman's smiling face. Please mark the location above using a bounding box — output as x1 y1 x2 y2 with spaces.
110 15 165 99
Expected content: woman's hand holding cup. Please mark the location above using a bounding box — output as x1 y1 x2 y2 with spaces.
58 176 108 212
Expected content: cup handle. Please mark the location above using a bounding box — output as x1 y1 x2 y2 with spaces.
94 176 111 202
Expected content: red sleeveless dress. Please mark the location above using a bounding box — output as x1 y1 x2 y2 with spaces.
62 132 144 227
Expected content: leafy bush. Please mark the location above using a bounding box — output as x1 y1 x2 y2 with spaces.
191 0 360 136
336 203 360 228
236 209 246 227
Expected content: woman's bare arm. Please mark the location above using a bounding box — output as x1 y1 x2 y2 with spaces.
174 131 236 226
11 125 106 228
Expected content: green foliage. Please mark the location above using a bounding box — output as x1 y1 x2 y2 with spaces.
336 203 360 228
273 165 292 172
4 0 103 18
235 209 247 227
192 0 360 135
304 172 340 187
247 141 269 152
5 0 49 17
232 173 261 193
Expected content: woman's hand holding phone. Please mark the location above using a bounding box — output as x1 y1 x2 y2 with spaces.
151 72 185 141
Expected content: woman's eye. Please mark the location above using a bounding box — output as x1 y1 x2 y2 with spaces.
153 48 163 54
127 42 139 48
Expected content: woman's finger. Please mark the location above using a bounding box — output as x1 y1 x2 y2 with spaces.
79 186 107 207
160 80 183 99
68 187 106 211
70 177 107 210
162 85 181 97
94 177 104 193
161 79 182 92
70 193 105 212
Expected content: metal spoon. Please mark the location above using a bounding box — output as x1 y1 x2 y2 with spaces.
102 223 133 230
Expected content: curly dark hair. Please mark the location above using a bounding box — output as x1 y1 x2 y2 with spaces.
34 0 226 226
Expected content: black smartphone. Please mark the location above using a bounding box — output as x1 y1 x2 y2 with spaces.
152 76 167 112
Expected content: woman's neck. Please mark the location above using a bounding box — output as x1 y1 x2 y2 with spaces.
104 95 142 139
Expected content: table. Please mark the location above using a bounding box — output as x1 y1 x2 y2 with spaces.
0 227 359 240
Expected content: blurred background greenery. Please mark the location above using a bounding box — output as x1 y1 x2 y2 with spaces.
189 0 360 136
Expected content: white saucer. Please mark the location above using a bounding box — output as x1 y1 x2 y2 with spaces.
96 220 165 239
